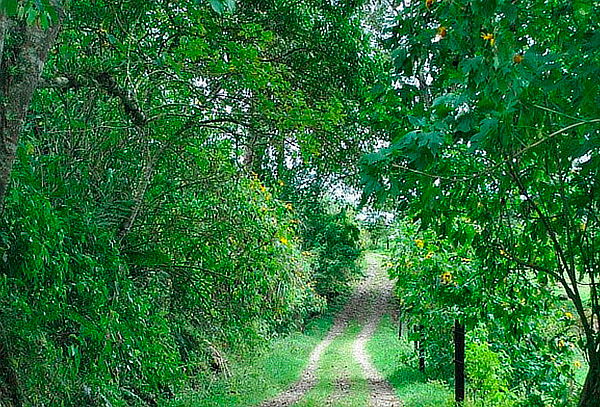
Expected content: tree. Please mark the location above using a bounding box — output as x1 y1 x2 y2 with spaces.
362 0 600 405
0 0 382 404
0 1 61 210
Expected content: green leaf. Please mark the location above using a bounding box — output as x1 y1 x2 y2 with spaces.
470 117 498 148
0 0 18 15
418 131 444 156
207 0 235 14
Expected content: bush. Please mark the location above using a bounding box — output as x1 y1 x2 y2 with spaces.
298 201 363 300
0 142 325 406
466 338 515 407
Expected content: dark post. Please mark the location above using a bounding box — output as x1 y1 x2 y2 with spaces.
454 320 465 404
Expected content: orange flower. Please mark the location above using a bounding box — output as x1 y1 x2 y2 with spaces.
513 53 524 64
426 0 434 8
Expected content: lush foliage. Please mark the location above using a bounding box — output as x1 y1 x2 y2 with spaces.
0 0 377 405
389 221 580 405
362 0 600 404
296 197 363 299
0 140 324 405
367 315 451 407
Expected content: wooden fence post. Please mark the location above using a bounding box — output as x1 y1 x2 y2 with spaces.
454 320 465 404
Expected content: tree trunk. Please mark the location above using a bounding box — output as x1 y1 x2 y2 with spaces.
0 10 61 404
579 356 600 407
0 14 8 61
0 14 61 211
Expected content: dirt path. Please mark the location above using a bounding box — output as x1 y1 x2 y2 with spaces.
259 253 402 407
353 255 401 407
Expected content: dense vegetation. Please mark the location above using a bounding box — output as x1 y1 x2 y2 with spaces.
0 0 598 406
0 1 373 405
362 0 600 406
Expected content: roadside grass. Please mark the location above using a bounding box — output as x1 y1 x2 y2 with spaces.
368 314 452 407
295 322 370 407
168 312 336 407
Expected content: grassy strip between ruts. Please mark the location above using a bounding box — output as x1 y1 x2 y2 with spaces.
295 322 370 407
367 314 452 407
167 311 336 407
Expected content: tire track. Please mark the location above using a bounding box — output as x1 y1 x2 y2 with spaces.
352 255 401 407
259 253 401 407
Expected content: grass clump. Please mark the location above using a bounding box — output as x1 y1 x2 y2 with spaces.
367 315 452 407
169 315 334 407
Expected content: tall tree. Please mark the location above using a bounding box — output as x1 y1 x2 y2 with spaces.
0 2 61 210
362 0 600 405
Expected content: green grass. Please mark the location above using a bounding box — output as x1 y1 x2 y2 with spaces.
296 323 370 407
367 314 452 407
167 314 335 407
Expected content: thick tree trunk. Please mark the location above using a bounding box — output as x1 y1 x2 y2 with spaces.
0 15 61 211
0 11 61 405
579 356 600 407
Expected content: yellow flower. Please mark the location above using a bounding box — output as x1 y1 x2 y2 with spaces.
259 184 267 193
564 311 574 320
415 239 425 249
285 203 293 210
425 251 434 259
436 26 447 38
574 361 582 369
499 249 507 256
481 32 495 46
279 236 289 245
426 0 434 8
301 251 311 256
558 340 565 348
461 257 472 263
385 262 394 268
278 180 285 186
440 271 452 284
